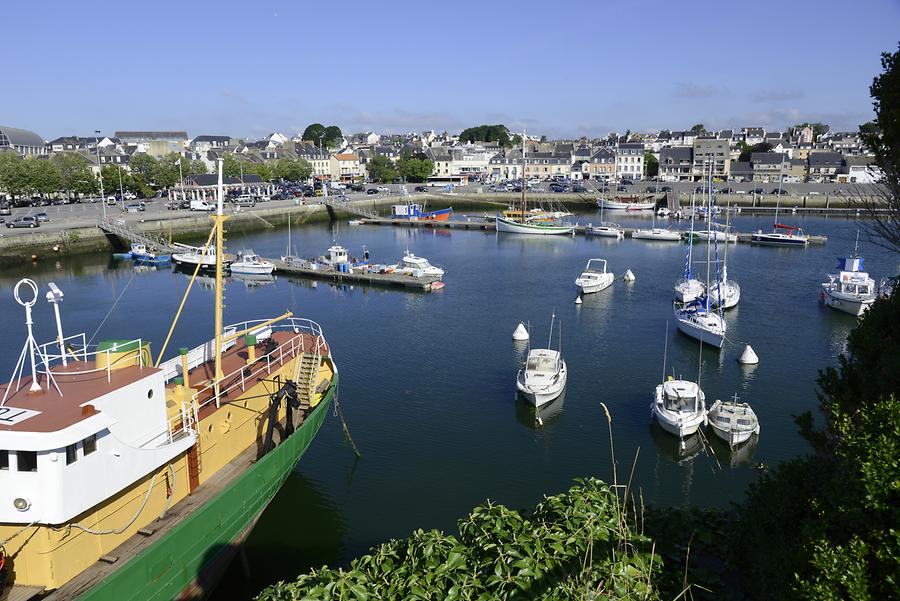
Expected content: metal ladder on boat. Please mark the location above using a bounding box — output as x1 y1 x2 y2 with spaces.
295 349 322 414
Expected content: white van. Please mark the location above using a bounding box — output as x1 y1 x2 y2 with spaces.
233 194 256 207
190 200 214 211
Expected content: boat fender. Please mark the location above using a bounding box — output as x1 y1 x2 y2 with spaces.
575 296 582 305
623 269 635 282
512 323 529 341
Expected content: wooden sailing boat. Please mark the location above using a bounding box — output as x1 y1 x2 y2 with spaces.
496 132 575 235
0 159 338 601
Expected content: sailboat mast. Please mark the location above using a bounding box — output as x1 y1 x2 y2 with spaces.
704 161 712 312
521 130 527 218
213 158 228 407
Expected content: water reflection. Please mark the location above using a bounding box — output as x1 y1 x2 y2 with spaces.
707 434 760 468
212 471 346 600
514 391 566 430
649 422 704 464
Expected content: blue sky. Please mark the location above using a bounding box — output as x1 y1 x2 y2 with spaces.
5 0 899 139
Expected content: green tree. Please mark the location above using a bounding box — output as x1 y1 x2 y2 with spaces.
322 125 343 148
222 153 242 178
151 153 183 188
397 152 433 183
858 121 878 135
540 135 547 143
690 123 706 134
243 161 273 182
459 124 511 147
128 152 157 180
510 134 523 148
859 43 900 252
739 141 772 162
273 158 311 182
52 153 95 197
0 152 30 199
301 123 326 146
644 152 659 177
189 159 208 175
25 158 61 195
100 165 138 196
366 155 397 183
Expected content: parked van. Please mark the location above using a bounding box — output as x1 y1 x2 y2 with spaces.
233 194 256 207
190 200 214 211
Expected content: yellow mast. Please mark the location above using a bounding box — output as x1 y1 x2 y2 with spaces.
213 158 228 406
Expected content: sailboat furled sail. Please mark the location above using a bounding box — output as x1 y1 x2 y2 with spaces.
496 132 575 235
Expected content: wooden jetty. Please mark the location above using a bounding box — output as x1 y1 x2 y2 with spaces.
357 218 828 245
271 259 442 291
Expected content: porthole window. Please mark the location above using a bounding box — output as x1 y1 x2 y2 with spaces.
148 389 154 399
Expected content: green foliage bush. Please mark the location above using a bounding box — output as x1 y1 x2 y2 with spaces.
256 478 660 600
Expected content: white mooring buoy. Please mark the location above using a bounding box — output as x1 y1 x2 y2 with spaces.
738 344 759 365
623 269 635 282
512 322 530 341
575 296 582 305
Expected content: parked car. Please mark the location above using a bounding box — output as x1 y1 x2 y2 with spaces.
571 184 588 193
620 179 635 186
34 212 50 222
366 188 378 195
190 200 214 211
7 216 38 228
751 187 765 194
335 194 350 202
0 204 11 216
376 186 390 193
348 183 365 192
549 183 569 193
770 188 790 195
660 186 672 192
414 185 428 193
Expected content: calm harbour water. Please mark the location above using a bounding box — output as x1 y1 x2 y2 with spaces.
0 211 895 595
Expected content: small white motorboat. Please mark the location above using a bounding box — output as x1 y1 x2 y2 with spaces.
229 249 275 275
172 243 222 270
656 207 670 217
390 250 444 278
516 313 567 407
708 394 759 447
575 258 615 294
348 219 363 226
652 377 707 438
821 255 877 317
751 224 809 246
632 228 682 241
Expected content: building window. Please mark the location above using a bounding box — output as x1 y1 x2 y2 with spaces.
0 450 8 470
83 434 97 456
18 451 37 472
66 444 78 464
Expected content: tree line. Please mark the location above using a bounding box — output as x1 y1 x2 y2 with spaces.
0 151 315 202
366 151 434 183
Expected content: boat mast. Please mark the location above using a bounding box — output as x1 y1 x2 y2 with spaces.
704 160 712 312
661 321 669 383
213 158 228 407
520 130 527 220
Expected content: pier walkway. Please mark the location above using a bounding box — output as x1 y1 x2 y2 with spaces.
97 218 175 253
272 260 441 291
320 196 384 221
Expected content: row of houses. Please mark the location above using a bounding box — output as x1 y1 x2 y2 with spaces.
0 124 881 185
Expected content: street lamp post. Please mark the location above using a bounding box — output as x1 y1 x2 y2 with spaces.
95 130 106 220
176 158 184 204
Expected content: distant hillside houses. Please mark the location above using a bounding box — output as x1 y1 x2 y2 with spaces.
0 121 878 187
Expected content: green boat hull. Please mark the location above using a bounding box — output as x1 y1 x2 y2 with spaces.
74 375 338 601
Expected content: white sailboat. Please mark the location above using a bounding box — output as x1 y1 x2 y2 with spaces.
575 259 615 294
281 213 300 264
497 132 575 236
516 313 567 406
585 201 624 238
632 209 681 241
707 202 740 309
751 161 809 246
674 193 704 302
675 165 726 349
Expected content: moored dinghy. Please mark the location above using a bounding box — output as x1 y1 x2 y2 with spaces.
708 394 760 447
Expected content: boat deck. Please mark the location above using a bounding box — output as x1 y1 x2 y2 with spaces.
0 362 156 433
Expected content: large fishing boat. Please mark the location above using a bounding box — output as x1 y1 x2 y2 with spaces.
0 160 338 601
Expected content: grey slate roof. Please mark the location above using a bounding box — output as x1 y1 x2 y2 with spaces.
730 161 753 174
750 152 785 166
660 147 693 163
115 131 188 141
808 152 844 167
0 125 45 147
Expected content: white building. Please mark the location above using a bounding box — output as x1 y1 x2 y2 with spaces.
615 143 645 181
